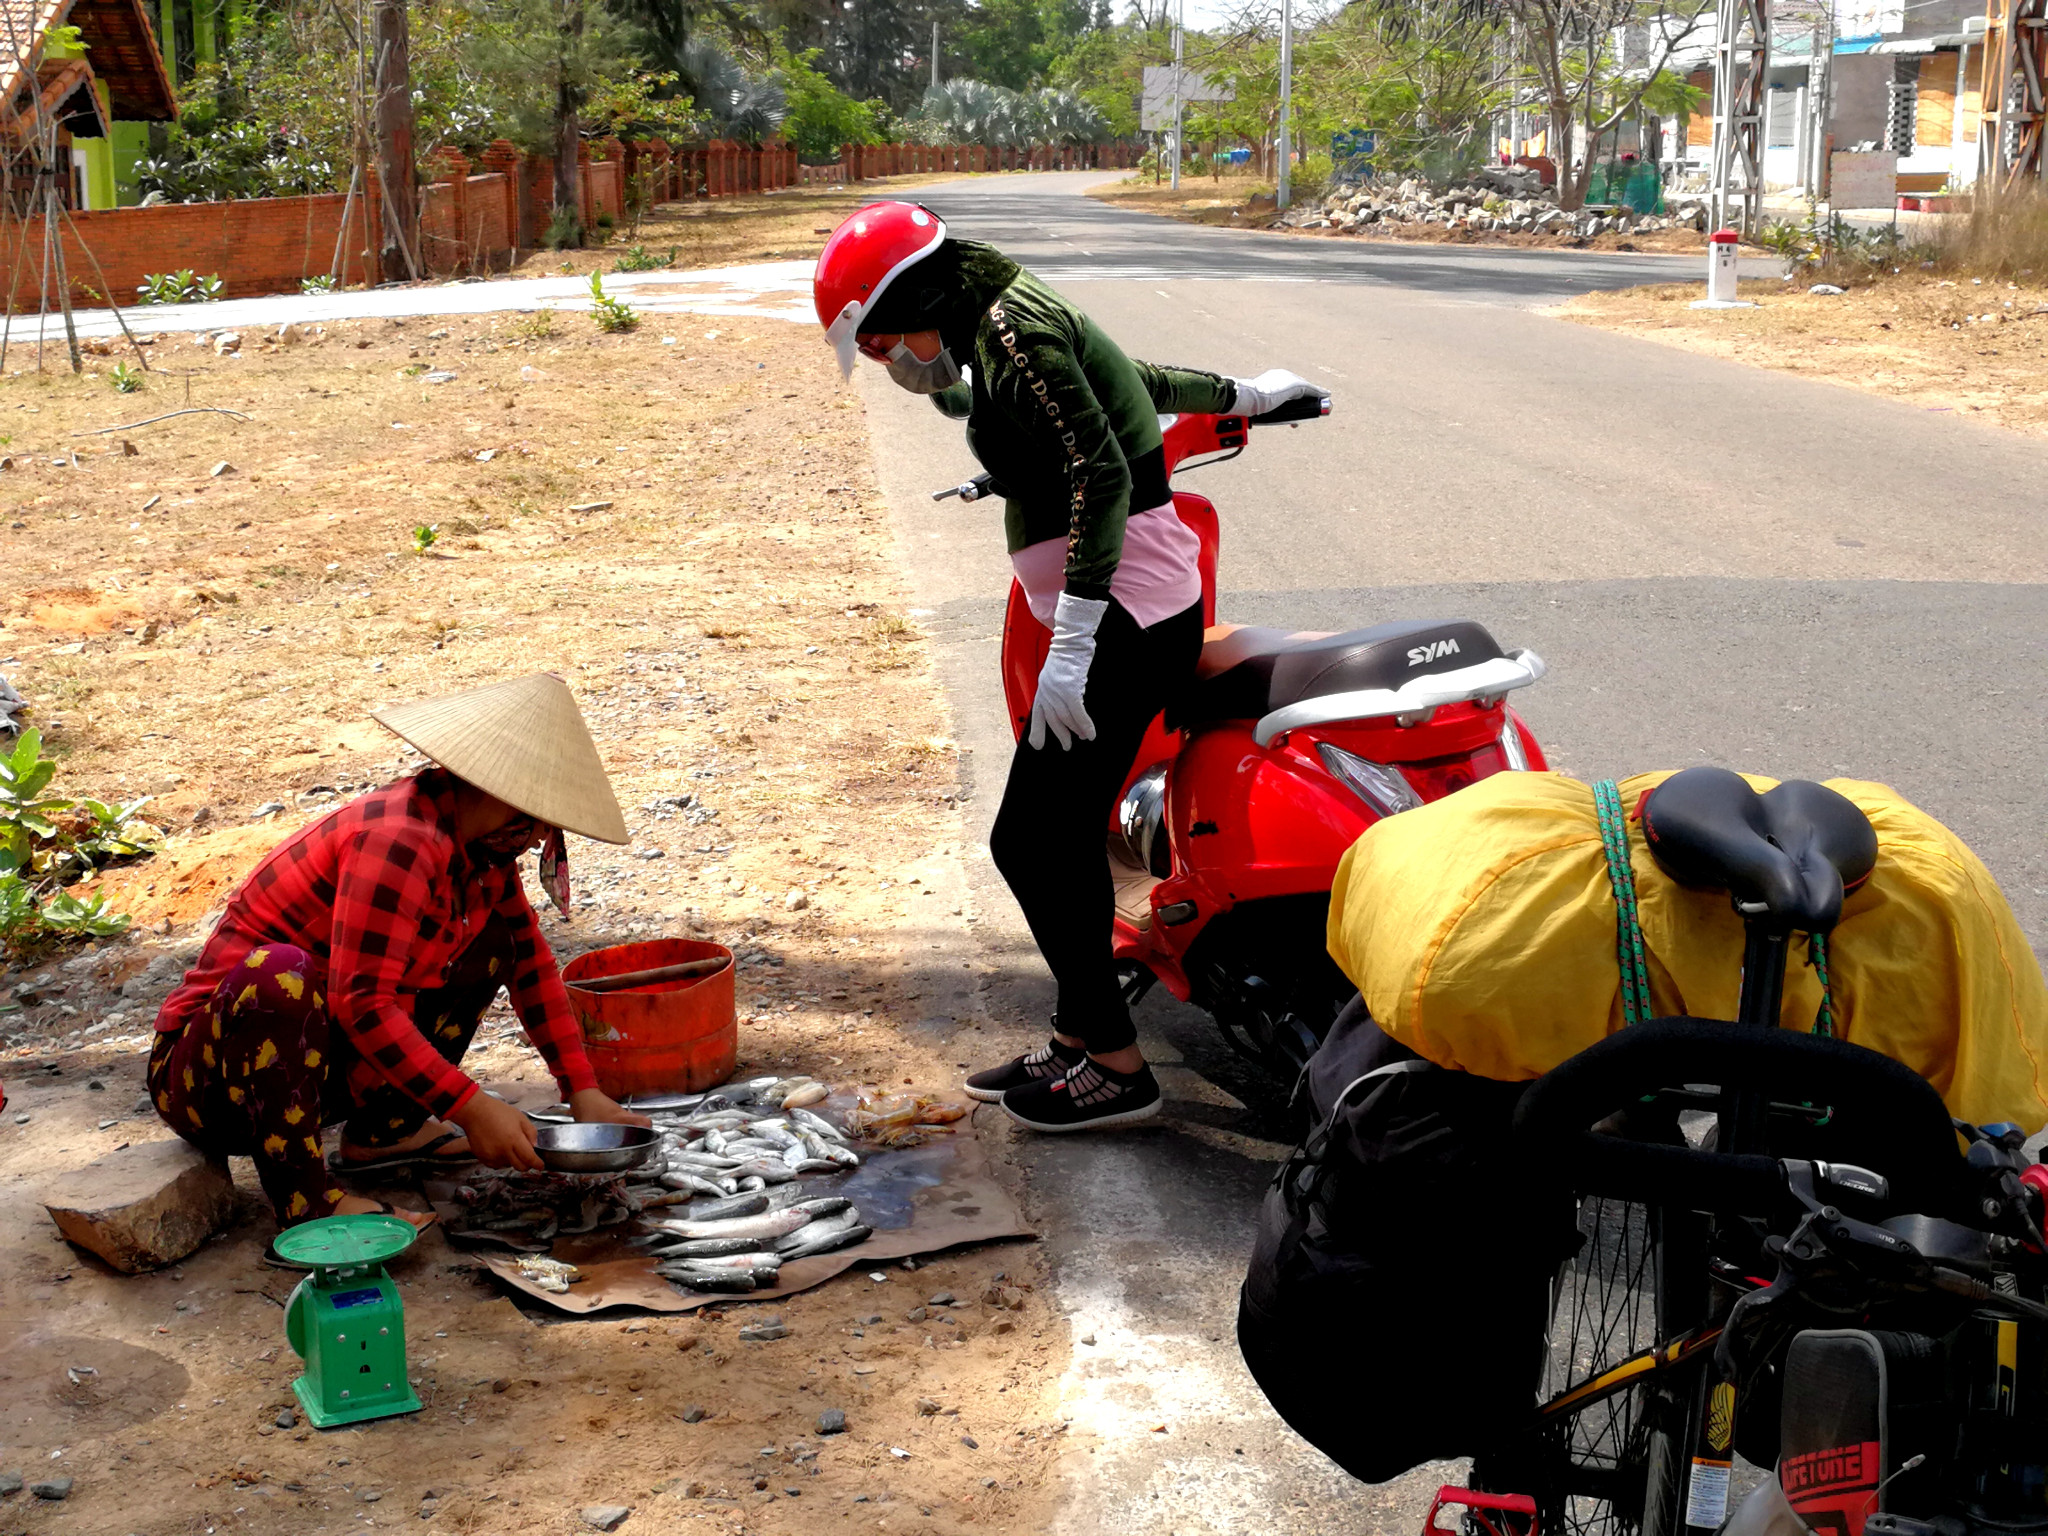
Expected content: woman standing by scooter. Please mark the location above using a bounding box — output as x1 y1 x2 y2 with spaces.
813 202 1327 1132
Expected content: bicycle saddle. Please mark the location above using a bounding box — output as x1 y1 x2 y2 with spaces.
1639 766 1877 934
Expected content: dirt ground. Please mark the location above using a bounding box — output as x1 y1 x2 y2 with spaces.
0 306 1067 1533
508 175 973 279
1088 175 1712 255
1559 272 2048 439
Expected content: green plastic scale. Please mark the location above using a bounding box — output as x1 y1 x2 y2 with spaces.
279 1213 423 1429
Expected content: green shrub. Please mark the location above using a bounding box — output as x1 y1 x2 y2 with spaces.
0 729 150 959
109 362 144 394
588 272 638 333
136 269 222 304
544 205 584 251
301 274 339 293
612 244 676 273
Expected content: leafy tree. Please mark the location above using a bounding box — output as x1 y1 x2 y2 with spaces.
776 45 889 154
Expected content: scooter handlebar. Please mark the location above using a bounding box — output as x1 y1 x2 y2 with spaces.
1247 394 1333 427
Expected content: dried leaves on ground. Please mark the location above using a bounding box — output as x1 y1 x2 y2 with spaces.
1560 273 2048 438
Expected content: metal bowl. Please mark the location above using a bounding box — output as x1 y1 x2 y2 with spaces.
534 1122 658 1174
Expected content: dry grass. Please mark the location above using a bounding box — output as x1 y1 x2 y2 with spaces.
0 295 1068 1536
509 173 977 278
1559 270 2048 436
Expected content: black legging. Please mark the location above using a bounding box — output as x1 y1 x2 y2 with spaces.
990 597 1204 1055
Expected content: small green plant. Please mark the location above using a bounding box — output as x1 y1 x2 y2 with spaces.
401 361 429 377
136 269 223 305
594 210 617 236
35 887 131 939
510 308 556 341
588 271 638 333
0 728 67 871
544 204 585 251
0 729 150 959
301 274 339 293
413 523 439 554
108 361 144 393
612 244 677 273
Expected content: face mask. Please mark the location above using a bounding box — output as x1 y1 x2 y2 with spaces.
885 340 962 395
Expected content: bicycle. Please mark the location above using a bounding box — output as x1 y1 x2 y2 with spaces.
1482 769 2048 1536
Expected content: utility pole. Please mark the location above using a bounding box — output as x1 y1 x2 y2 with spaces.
1707 0 1769 232
1276 0 1292 209
1170 0 1183 190
931 20 939 90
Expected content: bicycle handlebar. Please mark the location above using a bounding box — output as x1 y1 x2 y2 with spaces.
1513 1017 1977 1220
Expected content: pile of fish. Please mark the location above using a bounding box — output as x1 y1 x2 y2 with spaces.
617 1076 875 1295
630 1187 872 1293
448 1170 637 1250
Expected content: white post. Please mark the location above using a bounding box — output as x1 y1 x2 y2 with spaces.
932 21 940 90
1952 41 1973 183
1689 225 1755 307
1277 0 1293 210
1170 0 1183 190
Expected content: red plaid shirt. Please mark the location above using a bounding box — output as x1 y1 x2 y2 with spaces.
156 769 599 1117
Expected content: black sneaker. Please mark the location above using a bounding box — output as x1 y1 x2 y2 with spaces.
964 1036 1086 1103
1000 1058 1161 1132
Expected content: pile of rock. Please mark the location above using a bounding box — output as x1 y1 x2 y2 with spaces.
1282 168 1710 240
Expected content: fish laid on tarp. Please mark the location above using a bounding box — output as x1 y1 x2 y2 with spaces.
648 1207 815 1243
779 1221 871 1260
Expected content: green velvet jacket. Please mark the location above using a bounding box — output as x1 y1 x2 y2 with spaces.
920 245 1238 602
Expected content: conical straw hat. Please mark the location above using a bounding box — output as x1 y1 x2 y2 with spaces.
372 674 629 844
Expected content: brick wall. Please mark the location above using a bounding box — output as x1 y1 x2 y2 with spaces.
0 190 378 305
0 132 1131 309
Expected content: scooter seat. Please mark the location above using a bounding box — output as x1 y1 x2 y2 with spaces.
1181 619 1509 728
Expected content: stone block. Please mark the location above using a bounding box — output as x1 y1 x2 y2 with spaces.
42 1139 235 1273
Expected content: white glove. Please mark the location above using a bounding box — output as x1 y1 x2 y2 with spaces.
1029 593 1109 751
1230 368 1329 416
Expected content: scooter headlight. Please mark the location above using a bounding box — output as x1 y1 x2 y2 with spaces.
1316 742 1424 819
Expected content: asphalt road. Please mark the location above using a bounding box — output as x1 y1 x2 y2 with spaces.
857 172 2048 1534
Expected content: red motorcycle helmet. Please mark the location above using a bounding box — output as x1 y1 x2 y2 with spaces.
813 201 947 378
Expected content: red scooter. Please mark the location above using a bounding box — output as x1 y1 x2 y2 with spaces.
935 396 1550 1078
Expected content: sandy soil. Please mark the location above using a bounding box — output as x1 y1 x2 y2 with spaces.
1088 176 1712 255
507 175 975 280
1558 272 2048 438
0 312 1066 1533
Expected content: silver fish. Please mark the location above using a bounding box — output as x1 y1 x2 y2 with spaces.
673 1190 769 1222
781 1082 830 1109
738 1175 766 1192
659 1171 736 1199
778 1221 871 1260
788 1108 849 1142
791 1158 840 1174
624 1091 707 1112
775 1208 858 1251
657 1266 758 1292
780 1142 809 1170
649 1207 814 1242
787 1196 852 1219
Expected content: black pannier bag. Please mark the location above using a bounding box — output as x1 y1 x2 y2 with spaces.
1238 997 1577 1483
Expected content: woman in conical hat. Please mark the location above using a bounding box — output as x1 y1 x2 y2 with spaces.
150 674 651 1238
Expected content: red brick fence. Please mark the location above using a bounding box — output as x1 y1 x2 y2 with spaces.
1 135 1142 307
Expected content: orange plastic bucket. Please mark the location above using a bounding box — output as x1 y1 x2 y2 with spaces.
561 938 736 1099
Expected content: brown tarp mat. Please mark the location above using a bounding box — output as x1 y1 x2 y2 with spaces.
431 1118 1032 1315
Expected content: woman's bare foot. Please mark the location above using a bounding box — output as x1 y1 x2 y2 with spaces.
337 1116 471 1165
332 1195 436 1233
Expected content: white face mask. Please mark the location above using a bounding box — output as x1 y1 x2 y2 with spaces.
884 340 962 395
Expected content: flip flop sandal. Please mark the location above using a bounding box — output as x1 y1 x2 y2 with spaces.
262 1201 439 1269
331 1129 474 1174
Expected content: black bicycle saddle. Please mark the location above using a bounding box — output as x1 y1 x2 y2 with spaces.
1638 766 1878 934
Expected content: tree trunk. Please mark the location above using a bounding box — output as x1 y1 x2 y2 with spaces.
372 0 416 282
552 0 584 239
1551 99 1584 208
